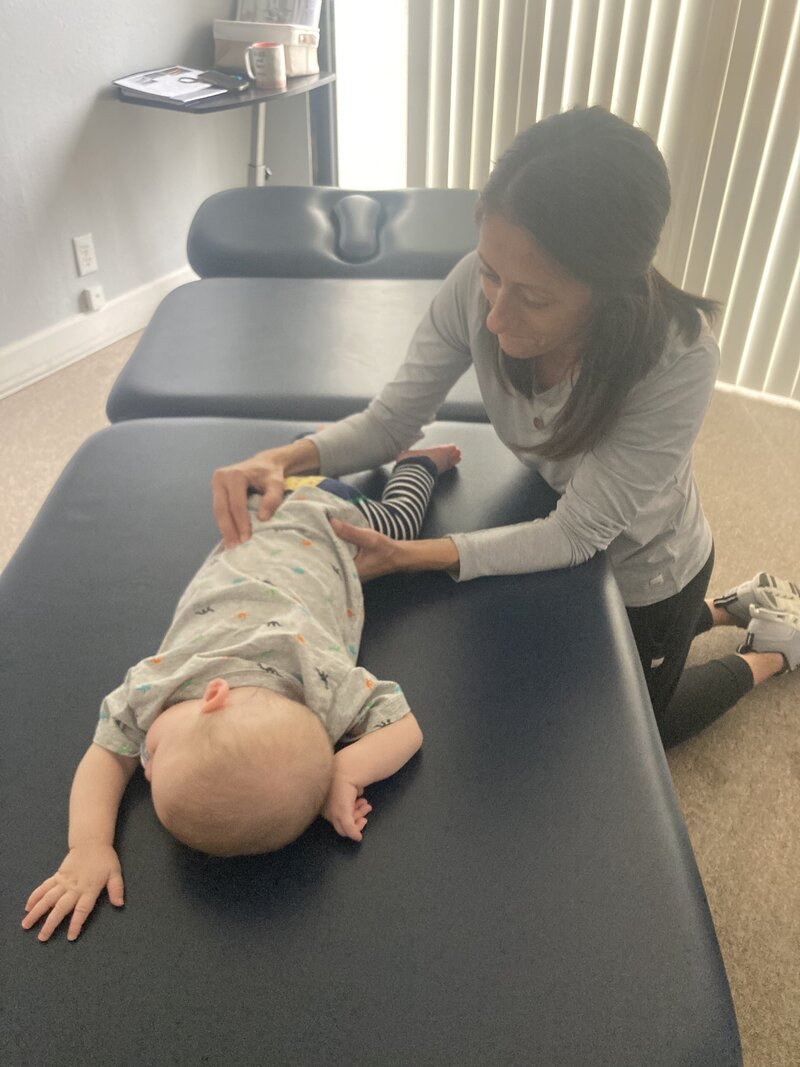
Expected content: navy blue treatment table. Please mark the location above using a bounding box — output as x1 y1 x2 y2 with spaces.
186 186 480 278
105 276 486 424
0 418 741 1067
107 185 485 425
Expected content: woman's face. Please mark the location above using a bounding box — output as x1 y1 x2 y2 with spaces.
477 214 595 366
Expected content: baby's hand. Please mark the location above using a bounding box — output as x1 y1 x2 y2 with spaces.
21 844 125 942
323 775 372 842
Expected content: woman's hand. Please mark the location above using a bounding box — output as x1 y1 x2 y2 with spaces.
329 518 407 581
330 519 461 580
212 451 286 548
21 844 125 942
212 438 320 548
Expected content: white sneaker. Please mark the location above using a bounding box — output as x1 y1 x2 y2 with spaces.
714 572 800 626
739 605 800 673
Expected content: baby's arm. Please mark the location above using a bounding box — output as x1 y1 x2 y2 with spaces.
323 714 423 841
21 743 138 942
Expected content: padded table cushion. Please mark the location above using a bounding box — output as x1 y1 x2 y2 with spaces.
0 419 740 1067
106 277 486 424
187 186 479 278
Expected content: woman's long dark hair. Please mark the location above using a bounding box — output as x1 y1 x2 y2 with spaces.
477 106 720 461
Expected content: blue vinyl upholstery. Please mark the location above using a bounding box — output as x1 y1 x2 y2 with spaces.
109 187 487 424
105 277 486 424
187 186 479 279
0 417 741 1067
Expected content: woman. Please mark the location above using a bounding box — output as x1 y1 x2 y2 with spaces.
211 106 799 746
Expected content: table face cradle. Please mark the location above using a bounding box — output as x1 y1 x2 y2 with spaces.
186 186 481 278
0 418 740 1067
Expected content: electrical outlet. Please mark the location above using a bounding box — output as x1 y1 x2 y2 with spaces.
73 233 98 277
80 285 105 312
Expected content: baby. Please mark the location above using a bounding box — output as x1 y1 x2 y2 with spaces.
22 443 460 942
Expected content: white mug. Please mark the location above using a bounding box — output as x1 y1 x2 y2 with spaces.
245 42 287 90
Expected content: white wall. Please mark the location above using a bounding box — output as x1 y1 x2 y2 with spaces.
0 0 309 397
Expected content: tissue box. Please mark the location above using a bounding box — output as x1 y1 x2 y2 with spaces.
235 1 321 27
213 20 320 76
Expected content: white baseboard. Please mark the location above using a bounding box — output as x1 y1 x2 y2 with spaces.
0 267 197 401
715 380 800 412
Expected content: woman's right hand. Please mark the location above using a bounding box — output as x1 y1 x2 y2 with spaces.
212 450 287 548
211 437 321 547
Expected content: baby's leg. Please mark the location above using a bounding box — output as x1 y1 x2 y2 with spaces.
352 445 460 540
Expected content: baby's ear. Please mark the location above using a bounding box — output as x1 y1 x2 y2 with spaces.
201 678 230 713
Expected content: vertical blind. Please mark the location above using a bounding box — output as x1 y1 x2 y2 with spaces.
406 0 800 403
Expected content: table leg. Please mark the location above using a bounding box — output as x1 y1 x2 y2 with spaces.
248 102 268 187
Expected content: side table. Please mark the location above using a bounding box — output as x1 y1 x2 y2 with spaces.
116 71 336 186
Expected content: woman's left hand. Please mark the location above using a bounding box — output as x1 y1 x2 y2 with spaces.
329 517 406 581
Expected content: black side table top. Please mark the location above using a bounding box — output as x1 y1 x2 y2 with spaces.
116 71 335 114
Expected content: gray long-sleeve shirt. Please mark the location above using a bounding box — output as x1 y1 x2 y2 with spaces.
309 252 718 607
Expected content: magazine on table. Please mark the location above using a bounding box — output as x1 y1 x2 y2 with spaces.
114 66 227 105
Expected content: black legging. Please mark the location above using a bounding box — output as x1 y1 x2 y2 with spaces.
626 546 754 748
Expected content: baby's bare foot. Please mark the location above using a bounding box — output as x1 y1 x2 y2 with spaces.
396 444 462 474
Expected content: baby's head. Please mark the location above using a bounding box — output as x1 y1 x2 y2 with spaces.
144 679 334 856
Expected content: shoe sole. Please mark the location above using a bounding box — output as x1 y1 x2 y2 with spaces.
740 606 800 672
715 572 800 622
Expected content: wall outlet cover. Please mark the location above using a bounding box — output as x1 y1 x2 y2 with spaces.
80 286 105 312
73 234 98 277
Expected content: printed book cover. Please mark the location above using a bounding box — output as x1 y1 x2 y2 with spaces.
114 67 227 104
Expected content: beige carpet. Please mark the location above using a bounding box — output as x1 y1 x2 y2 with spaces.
1 337 798 1066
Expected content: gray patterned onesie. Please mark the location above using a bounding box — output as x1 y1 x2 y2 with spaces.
93 459 438 765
